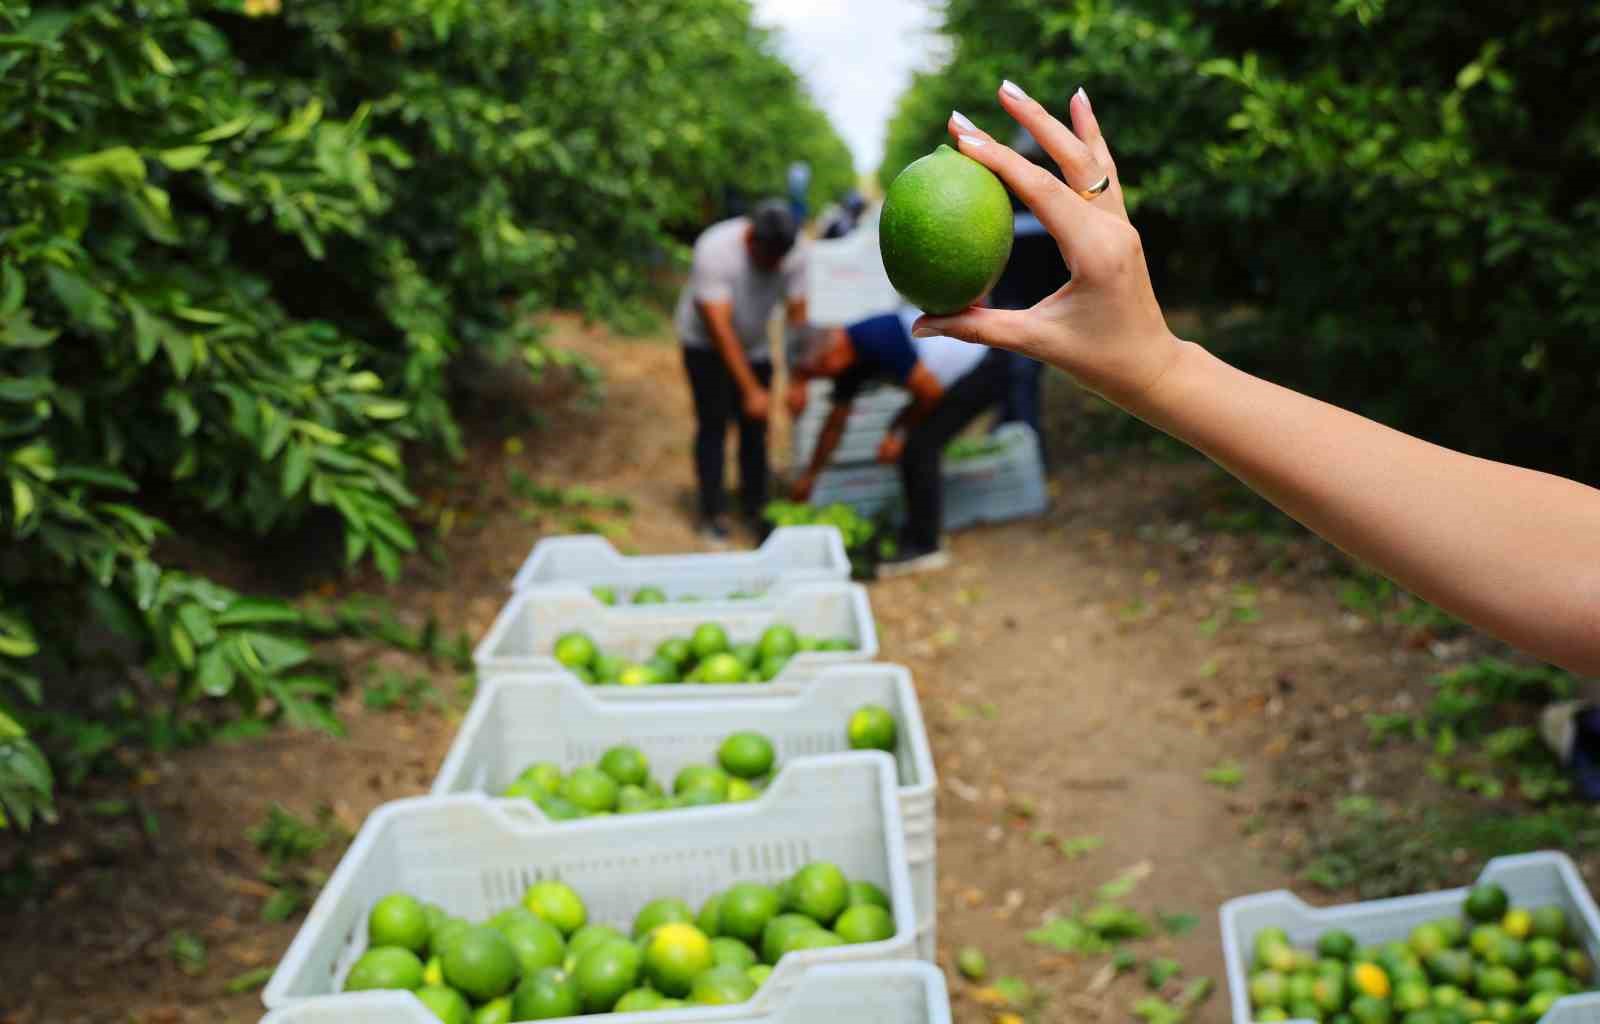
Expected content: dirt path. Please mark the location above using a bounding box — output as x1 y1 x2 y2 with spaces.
3 318 1452 1023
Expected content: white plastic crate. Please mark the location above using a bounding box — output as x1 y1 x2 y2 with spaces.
259 961 952 1024
473 581 878 697
509 526 850 595
1220 852 1600 1024
431 666 937 957
262 754 921 1014
808 423 1048 530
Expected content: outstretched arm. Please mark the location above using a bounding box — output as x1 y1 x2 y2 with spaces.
917 83 1600 675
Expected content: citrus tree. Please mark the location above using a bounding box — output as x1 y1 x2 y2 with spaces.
884 0 1600 480
0 0 852 828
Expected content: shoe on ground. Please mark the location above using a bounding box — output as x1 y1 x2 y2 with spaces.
697 518 732 548
876 544 951 578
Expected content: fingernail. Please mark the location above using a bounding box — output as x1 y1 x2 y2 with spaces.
911 326 938 338
1075 86 1090 107
957 134 986 148
1001 79 1028 101
950 109 977 132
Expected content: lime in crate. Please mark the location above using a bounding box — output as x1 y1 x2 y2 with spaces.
509 525 850 597
431 666 937 957
259 962 952 1024
473 580 877 696
263 754 920 1018
1220 851 1600 1024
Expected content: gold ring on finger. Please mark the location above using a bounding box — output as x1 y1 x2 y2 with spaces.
1076 174 1111 200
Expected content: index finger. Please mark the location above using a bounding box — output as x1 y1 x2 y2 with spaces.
945 112 1095 268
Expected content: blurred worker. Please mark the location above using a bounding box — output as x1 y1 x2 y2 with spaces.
988 126 1068 464
675 199 810 544
790 304 1003 576
818 190 868 240
786 161 812 224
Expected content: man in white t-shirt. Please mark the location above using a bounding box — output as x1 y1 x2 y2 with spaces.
674 200 810 543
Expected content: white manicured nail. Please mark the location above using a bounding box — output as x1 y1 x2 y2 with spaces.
957 134 986 148
1001 79 1028 101
1075 86 1089 106
950 110 977 132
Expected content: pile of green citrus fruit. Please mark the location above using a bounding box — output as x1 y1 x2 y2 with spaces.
500 733 778 818
343 864 894 1021
551 623 855 686
498 703 899 820
1247 881 1593 1024
589 585 763 606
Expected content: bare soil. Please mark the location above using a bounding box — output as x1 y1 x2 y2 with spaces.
0 316 1556 1024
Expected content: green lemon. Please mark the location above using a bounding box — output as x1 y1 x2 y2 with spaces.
757 624 799 660
523 880 587 936
718 882 782 945
747 963 773 989
1432 985 1466 1009
641 922 713 997
516 761 563 797
536 794 583 821
718 732 776 779
646 655 681 683
618 662 662 687
573 938 642 1013
1350 994 1396 1024
834 903 895 944
697 652 747 685
1433 918 1467 949
442 925 519 1002
1427 950 1476 989
512 966 581 1020
414 985 472 1024
1564 948 1592 983
1522 989 1562 1022
1526 938 1563 970
429 918 472 960
757 652 790 682
674 763 730 798
761 913 822 964
710 936 759 969
1475 965 1522 1001
1471 926 1507 959
847 880 890 910
590 585 617 606
656 636 693 668
560 766 619 813
691 622 730 660
591 653 625 684
614 988 666 1012
697 892 725 937
1502 909 1533 941
847 705 897 752
788 928 846 952
616 784 656 814
500 915 565 975
731 642 760 668
565 924 626 968
1257 1010 1291 1023
1484 999 1519 1024
552 631 597 670
1411 922 1450 959
689 963 757 1006
596 745 649 787
344 946 424 991
633 586 668 605
879 144 1014 315
789 862 849 926
1524 967 1571 994
632 897 695 939
1529 907 1568 942
727 777 760 802
1466 884 1511 923
1251 970 1290 1009
369 892 431 953
1320 930 1359 962
472 995 513 1024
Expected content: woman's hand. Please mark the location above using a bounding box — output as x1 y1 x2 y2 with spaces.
912 82 1183 414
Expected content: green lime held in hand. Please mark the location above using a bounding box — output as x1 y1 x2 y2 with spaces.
879 144 1014 315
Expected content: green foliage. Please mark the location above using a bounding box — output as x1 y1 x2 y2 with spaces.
884 0 1600 479
0 0 851 824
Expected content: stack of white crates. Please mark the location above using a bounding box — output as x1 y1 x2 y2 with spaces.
258 527 947 1023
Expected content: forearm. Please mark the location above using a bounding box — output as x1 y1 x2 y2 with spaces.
805 411 849 481
709 328 759 394
1135 341 1600 674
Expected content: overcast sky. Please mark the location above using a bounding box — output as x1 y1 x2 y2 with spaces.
754 0 945 174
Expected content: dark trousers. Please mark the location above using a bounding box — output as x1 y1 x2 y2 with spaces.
682 346 773 522
998 354 1046 459
900 349 1012 551
990 230 1064 462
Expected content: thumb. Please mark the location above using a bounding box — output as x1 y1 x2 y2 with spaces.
911 306 1030 352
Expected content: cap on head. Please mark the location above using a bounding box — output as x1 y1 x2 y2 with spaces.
749 199 798 254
